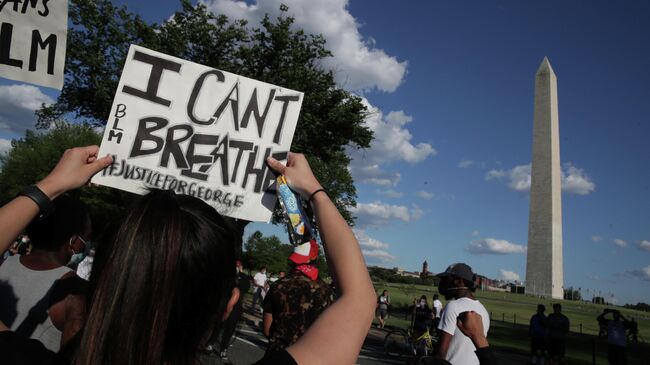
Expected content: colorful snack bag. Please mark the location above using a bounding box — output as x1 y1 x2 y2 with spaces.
276 175 314 246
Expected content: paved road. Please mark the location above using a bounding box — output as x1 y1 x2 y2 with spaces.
199 309 404 365
199 301 527 365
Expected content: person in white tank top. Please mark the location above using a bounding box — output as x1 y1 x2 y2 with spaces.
436 263 490 365
0 195 90 352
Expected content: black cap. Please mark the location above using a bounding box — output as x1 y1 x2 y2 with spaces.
437 263 475 282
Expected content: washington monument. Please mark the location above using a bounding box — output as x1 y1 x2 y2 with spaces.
525 57 564 299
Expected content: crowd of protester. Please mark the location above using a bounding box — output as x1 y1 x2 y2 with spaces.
0 146 378 365
5 145 611 365
0 147 502 365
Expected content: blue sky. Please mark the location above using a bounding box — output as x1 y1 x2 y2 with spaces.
1 0 649 305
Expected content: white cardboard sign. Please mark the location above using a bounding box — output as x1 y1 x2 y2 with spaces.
0 0 68 89
93 45 304 222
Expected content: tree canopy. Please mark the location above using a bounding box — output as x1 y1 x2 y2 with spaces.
35 0 372 223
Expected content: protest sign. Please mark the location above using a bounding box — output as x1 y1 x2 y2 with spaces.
0 0 68 89
92 45 304 222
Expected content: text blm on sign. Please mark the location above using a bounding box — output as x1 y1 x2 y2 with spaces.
0 0 68 89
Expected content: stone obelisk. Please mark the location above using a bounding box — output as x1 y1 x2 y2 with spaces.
525 57 564 299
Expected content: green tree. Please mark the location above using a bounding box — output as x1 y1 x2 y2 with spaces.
0 123 136 232
563 286 582 301
37 0 372 224
242 231 292 274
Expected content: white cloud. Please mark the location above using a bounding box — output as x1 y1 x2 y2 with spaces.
458 159 475 168
627 265 650 282
486 163 595 195
376 189 403 198
562 164 596 195
471 230 480 237
637 240 650 252
348 99 435 186
415 191 434 200
353 229 389 249
613 239 627 248
591 235 603 242
352 229 395 263
199 0 407 92
0 84 53 134
485 169 505 180
349 163 401 187
362 249 396 263
0 139 12 155
498 269 520 282
351 201 423 228
466 238 527 255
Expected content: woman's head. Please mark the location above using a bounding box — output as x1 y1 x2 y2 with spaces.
419 295 428 307
77 190 238 365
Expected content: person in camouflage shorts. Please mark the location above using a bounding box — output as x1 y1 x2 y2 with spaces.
262 240 333 355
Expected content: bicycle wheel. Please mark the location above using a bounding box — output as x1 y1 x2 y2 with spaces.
383 329 410 358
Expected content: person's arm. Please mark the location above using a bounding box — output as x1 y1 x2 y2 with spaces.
263 313 273 338
267 154 376 365
457 311 499 365
438 332 453 358
61 293 86 347
0 320 8 332
0 146 112 253
457 311 488 349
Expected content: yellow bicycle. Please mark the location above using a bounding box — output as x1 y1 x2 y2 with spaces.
383 327 437 359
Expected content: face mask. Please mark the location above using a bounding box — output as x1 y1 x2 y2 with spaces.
67 236 88 266
420 300 426 306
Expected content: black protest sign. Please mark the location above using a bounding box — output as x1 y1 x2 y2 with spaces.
92 45 304 222
0 0 67 89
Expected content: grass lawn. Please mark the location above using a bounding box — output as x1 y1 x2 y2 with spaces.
372 281 650 364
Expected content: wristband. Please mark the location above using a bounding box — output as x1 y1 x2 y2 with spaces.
308 188 327 204
19 185 54 219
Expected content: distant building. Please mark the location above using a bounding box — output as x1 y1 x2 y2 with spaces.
395 267 420 278
475 275 497 289
420 260 433 279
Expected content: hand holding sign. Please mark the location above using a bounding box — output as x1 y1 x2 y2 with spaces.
38 146 113 200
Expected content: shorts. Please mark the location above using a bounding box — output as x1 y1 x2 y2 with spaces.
377 308 388 319
548 338 565 359
531 337 546 353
